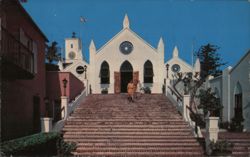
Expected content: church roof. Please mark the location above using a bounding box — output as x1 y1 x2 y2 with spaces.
96 15 158 53
229 49 250 74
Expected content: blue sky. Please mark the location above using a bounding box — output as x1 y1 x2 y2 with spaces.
22 0 250 67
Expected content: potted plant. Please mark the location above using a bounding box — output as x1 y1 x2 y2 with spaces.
101 88 108 94
143 87 151 94
210 140 233 156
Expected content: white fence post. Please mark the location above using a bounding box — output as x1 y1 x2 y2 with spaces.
165 79 170 96
40 118 52 133
183 95 190 121
61 96 69 119
205 116 219 155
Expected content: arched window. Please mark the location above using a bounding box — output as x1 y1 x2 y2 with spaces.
234 82 242 109
144 60 153 83
120 60 133 72
100 61 110 84
234 82 243 119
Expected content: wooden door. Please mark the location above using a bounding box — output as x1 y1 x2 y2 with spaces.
33 96 41 133
114 72 120 93
133 71 139 82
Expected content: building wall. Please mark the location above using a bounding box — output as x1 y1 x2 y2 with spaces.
1 1 47 140
229 52 250 131
208 51 250 131
46 72 85 102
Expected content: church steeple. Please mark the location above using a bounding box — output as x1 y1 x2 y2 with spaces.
89 39 96 52
173 46 179 58
123 14 130 29
157 37 164 54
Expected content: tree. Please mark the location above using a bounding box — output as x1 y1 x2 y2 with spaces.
197 88 223 117
45 41 61 64
172 43 226 119
196 44 226 80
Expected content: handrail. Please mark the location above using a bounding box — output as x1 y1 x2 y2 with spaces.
68 89 86 116
166 85 202 138
53 89 86 132
168 86 183 102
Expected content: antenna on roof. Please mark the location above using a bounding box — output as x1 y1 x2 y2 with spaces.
191 38 195 67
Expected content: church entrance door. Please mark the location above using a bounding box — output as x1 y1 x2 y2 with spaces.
120 72 133 93
120 61 133 93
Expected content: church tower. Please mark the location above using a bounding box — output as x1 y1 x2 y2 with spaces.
65 32 83 62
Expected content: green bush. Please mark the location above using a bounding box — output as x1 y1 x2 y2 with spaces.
57 136 77 155
210 140 234 155
1 132 60 155
143 87 151 94
1 132 77 156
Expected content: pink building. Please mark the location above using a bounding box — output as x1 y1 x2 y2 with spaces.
0 0 48 140
46 72 84 122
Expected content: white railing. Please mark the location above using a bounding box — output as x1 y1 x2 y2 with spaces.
52 89 87 132
166 85 203 138
167 86 183 113
68 89 86 117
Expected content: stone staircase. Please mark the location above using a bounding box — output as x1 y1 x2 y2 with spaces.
218 132 250 157
63 94 204 156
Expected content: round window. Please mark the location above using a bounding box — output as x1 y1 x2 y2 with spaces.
171 64 181 73
119 41 133 55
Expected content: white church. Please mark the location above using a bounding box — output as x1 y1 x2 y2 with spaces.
58 14 249 131
59 14 200 94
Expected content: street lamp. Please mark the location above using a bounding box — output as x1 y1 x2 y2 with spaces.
62 78 68 96
84 65 87 79
166 64 169 79
183 76 189 95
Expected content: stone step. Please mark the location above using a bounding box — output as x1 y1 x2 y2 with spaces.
225 139 250 143
67 118 184 121
77 143 201 147
63 128 191 132
75 147 203 153
62 94 204 156
64 135 196 140
64 132 193 136
65 121 187 125
65 138 199 143
232 151 250 156
63 124 190 129
68 116 182 119
72 151 204 157
69 116 182 119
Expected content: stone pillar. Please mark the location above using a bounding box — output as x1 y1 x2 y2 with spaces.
41 118 52 133
84 79 88 96
205 116 219 155
183 95 190 121
165 79 170 96
61 96 69 119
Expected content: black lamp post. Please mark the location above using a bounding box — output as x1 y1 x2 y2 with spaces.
84 65 87 79
183 76 190 95
62 78 68 96
166 64 169 79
